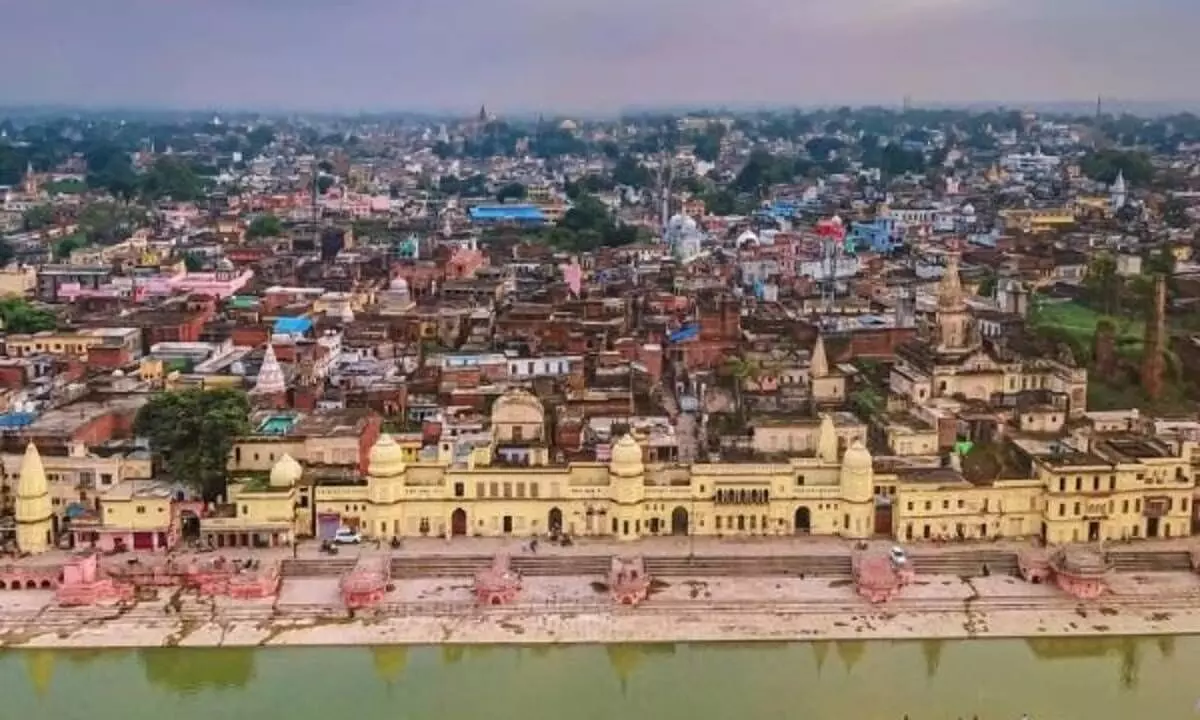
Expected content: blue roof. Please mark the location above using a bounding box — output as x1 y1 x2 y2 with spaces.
0 412 36 429
668 323 699 344
468 205 547 221
273 317 313 335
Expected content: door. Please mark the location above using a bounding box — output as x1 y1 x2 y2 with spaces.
1147 517 1160 538
318 513 341 540
1088 521 1100 542
671 506 689 536
502 515 513 534
451 508 468 537
132 532 154 550
548 507 563 534
874 500 893 536
794 506 812 534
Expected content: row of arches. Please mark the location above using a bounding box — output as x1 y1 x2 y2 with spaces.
446 506 817 536
714 488 770 505
0 579 54 590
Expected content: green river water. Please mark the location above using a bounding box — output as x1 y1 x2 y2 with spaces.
3 637 1197 720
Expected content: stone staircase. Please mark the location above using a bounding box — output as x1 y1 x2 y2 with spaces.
281 558 358 577
645 555 853 578
1105 549 1192 573
907 550 1020 577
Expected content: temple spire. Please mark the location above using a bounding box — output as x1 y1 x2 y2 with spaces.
810 334 830 379
15 442 52 554
817 413 838 464
252 344 286 395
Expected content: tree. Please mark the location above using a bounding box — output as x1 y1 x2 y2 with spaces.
133 388 251 501
1080 149 1154 186
0 297 56 333
78 202 143 246
495 182 526 203
182 252 205 272
245 214 283 240
140 156 202 201
22 205 55 232
316 175 335 194
0 239 13 268
1082 252 1121 316
612 156 651 188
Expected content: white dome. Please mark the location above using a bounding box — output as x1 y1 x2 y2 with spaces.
737 230 759 246
389 276 410 292
609 434 645 477
270 454 303 487
369 434 407 478
668 213 698 233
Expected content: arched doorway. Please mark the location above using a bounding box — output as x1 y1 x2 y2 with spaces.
548 507 563 535
794 506 812 534
451 508 468 537
180 510 201 542
671 506 689 535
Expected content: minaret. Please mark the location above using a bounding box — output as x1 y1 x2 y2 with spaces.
251 344 287 406
15 442 53 554
1140 276 1166 401
936 250 970 352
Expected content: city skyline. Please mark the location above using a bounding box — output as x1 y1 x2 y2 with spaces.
0 0 1194 113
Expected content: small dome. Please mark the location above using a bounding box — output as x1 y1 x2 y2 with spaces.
609 434 644 477
270 453 303 487
389 275 410 292
369 433 407 478
842 439 873 472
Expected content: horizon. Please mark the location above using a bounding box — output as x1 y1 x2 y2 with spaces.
2 0 1197 113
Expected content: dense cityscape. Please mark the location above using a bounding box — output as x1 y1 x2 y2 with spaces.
3 102 1200 712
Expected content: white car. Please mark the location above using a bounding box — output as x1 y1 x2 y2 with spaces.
889 546 908 565
333 528 362 545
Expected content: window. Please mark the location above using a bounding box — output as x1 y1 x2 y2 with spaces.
1059 503 1065 517
1123 500 1129 513
1058 478 1065 492
715 517 722 530
101 473 113 485
907 502 914 511
454 482 464 498
1074 502 1081 516
503 483 512 498
1075 477 1082 491
516 483 526 498
796 475 806 486
475 483 484 498
136 506 146 514
1109 476 1116 491
925 501 932 511
530 483 539 498
1093 477 1100 491
957 499 964 509
489 482 499 497
1184 498 1189 512
241 505 249 516
942 500 949 510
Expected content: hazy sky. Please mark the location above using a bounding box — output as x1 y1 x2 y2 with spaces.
0 0 1193 113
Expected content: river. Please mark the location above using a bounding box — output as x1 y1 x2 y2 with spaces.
3 637 1198 719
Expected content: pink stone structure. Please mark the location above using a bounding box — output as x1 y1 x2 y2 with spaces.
1050 547 1111 600
340 556 390 610
609 556 650 606
852 552 903 604
1018 548 1053 584
55 554 134 606
474 554 521 606
187 557 280 599
0 564 59 591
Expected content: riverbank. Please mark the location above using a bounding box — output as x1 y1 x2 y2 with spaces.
5 592 1200 649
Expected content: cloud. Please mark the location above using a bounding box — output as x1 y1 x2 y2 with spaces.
0 0 1196 112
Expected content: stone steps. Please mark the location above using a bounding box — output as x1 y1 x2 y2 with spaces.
908 551 1020 577
1106 550 1192 573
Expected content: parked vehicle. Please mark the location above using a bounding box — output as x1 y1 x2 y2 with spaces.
333 528 362 545
889 546 908 566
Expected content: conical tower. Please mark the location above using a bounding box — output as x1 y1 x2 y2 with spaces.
816 413 838 464
936 251 970 352
252 344 286 395
15 442 53 554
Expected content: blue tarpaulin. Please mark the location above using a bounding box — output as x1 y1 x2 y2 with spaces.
273 317 313 335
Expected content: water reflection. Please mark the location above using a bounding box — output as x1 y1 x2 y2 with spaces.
606 642 676 692
139 647 256 693
1024 637 1143 690
24 650 55 697
370 646 409 685
919 638 944 680
834 639 866 673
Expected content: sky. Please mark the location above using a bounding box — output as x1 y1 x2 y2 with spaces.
0 0 1195 114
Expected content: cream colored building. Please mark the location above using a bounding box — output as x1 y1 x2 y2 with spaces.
890 252 1087 415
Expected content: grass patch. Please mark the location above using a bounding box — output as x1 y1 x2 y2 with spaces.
1036 301 1143 348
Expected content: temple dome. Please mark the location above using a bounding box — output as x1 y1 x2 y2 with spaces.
369 433 407 478
609 434 644 478
270 453 303 487
842 439 873 472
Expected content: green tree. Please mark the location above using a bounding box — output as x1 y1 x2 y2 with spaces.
140 156 202 201
495 182 527 203
1083 252 1122 316
245 214 283 240
78 202 143 246
612 156 651 188
316 175 335 194
1080 149 1154 186
133 388 251 501
0 239 13 268
22 205 55 232
0 297 56 333
182 252 205 272
54 233 89 260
